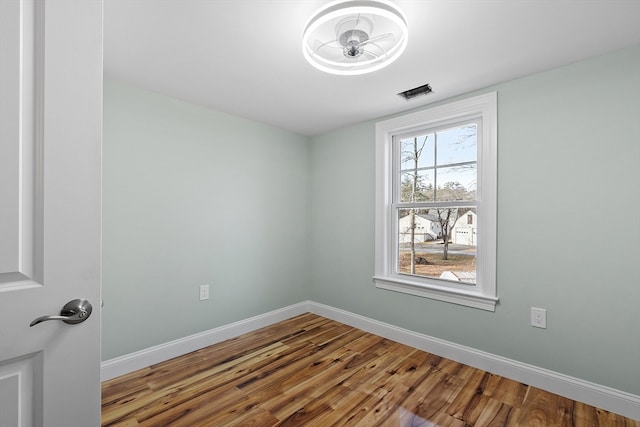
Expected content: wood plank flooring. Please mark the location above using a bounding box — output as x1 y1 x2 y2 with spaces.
102 313 639 426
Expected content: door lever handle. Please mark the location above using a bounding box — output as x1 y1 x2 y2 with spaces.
30 299 93 327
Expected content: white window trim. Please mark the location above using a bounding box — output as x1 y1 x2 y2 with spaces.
374 92 498 311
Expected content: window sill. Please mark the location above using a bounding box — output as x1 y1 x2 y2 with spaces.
373 275 498 311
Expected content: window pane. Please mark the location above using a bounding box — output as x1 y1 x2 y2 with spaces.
397 207 477 285
400 133 434 171
435 164 476 201
400 170 434 202
436 124 477 166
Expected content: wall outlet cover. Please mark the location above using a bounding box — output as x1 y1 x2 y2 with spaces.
531 307 546 329
199 285 210 301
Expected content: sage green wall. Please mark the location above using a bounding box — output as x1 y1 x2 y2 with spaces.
309 45 640 395
102 80 310 360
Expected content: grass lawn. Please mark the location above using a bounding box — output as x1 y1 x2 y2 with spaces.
398 251 476 279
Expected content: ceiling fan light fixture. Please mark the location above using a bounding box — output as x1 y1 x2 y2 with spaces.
302 0 408 76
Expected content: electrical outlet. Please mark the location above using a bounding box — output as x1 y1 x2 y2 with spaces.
531 307 546 329
199 284 209 301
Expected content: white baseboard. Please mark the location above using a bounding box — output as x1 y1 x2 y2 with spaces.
101 300 640 421
307 301 640 421
100 301 310 382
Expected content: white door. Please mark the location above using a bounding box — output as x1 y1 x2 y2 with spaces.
0 0 103 425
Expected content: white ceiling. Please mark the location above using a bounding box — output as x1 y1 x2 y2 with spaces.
104 0 640 136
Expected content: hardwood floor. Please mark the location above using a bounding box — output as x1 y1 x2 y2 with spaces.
102 313 639 426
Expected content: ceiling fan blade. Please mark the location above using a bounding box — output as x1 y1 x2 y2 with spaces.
357 32 393 48
361 49 382 60
312 38 341 54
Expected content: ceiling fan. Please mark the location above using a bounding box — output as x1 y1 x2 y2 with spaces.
302 0 408 76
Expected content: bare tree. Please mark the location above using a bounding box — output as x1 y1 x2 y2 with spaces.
403 136 427 274
436 207 457 260
436 183 472 260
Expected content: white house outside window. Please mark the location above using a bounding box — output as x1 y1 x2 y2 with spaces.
374 93 498 311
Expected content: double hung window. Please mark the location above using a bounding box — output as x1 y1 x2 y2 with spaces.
374 93 497 311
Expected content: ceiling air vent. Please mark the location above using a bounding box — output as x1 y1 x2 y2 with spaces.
397 83 433 100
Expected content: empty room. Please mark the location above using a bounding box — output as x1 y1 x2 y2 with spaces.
1 0 639 426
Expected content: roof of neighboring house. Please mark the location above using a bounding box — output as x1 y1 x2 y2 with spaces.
417 214 441 222
400 209 476 223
